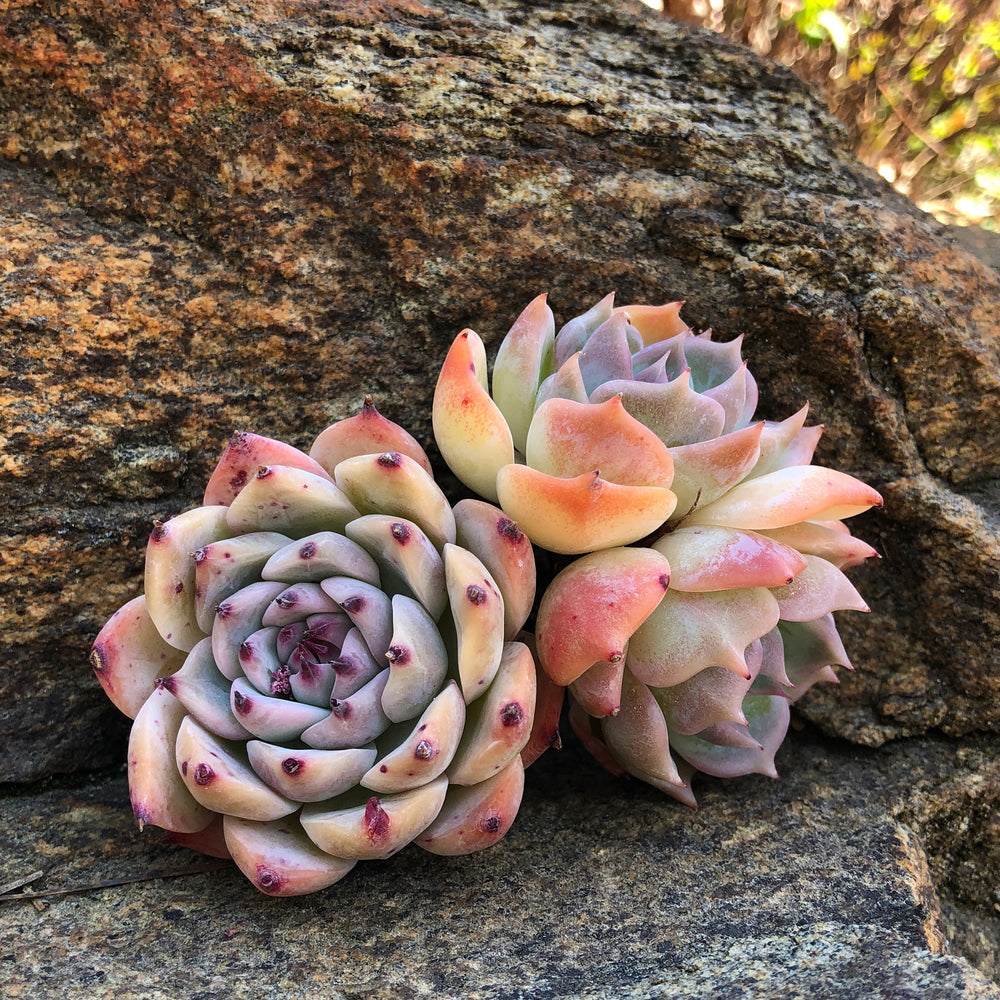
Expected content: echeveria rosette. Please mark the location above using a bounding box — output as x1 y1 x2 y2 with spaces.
91 397 553 895
433 295 883 806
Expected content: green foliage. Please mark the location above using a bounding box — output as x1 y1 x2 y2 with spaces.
665 0 1000 228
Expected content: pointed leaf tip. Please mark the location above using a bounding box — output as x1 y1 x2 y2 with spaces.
536 547 671 686
433 330 514 504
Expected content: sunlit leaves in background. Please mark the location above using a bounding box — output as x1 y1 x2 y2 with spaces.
658 0 1000 228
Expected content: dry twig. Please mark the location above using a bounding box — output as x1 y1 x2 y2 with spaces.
0 862 232 903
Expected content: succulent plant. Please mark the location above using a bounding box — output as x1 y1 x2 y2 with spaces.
91 398 555 895
434 294 883 806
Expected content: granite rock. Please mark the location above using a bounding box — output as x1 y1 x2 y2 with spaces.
1 2 998 777
2 731 998 998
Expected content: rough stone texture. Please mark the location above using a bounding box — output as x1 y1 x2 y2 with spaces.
2 731 999 998
4 3 999 991
1 4 998 772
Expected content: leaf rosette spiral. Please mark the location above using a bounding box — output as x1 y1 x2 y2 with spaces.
434 295 883 806
91 399 550 894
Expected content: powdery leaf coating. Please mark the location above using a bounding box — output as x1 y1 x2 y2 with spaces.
433 294 881 807
433 329 514 504
204 431 334 507
525 395 674 488
90 595 186 719
496 466 677 555
491 293 556 455
91 401 549 895
310 395 433 478
535 547 671 687
683 466 883 530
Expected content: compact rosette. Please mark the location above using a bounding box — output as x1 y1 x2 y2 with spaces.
92 399 551 894
434 295 882 805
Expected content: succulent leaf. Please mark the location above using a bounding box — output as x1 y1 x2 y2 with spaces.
246 742 378 803
667 421 764 518
261 531 381 587
381 594 450 723
161 637 251 741
448 641 536 786
203 431 333 507
432 329 515 503
654 526 808 592
300 668 393 750
175 715 298 821
211 581 288 681
654 665 753 736
345 515 447 620
416 756 525 856
230 676 330 742
669 695 790 780
491 293 556 454
614 301 687 345
194 531 292 633
444 543 506 702
757 520 880 569
261 582 342 627
299 778 449 861
525 395 674 488
592 370 727 447
496 465 677 555
554 292 616 367
453 499 536 640
128 685 213 833
601 670 683 787
627 587 780 688
362 680 466 792
224 815 357 895
334 452 457 552
225 467 357 536
309 395 433 476
91 595 186 719
683 466 883 530
779 614 854 696
144 505 232 652
534 352 590 409
770 553 870 620
535 547 671 687
569 657 626 719
520 649 565 768
577 313 643 394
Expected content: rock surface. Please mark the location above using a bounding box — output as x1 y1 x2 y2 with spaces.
3 3 998 992
0 0 997 797
2 730 999 998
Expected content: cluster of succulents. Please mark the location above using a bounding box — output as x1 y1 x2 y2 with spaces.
91 399 559 895
93 292 880 894
433 294 881 807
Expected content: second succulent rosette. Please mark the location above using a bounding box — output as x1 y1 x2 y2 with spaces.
92 399 558 895
434 295 883 806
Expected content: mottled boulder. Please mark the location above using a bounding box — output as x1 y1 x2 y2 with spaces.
1 0 998 781
2 733 999 998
